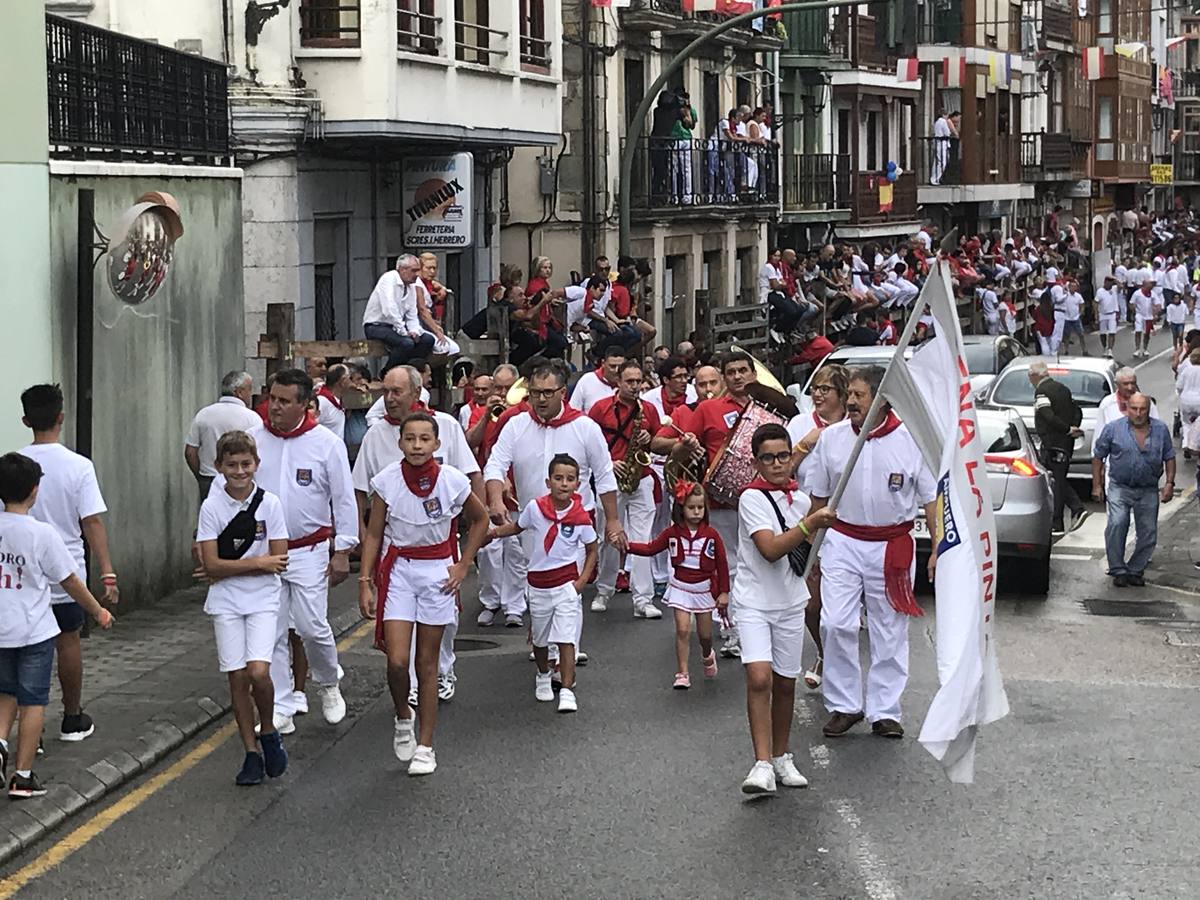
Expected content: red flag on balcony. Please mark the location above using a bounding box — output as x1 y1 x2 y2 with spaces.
1082 46 1104 80
896 58 919 82
682 0 720 9
943 55 966 88
879 182 894 214
767 0 784 18
722 0 754 12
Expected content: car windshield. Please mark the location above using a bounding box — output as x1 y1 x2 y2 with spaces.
990 369 1110 408
962 343 995 375
977 416 1023 453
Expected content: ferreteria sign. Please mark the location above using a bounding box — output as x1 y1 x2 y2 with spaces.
402 153 473 248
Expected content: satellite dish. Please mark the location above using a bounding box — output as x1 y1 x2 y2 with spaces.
104 192 184 305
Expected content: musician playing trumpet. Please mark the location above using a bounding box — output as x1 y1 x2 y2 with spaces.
588 360 664 619
652 352 760 658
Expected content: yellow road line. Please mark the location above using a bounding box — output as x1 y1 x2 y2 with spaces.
0 619 373 898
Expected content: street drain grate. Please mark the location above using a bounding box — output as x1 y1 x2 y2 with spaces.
453 637 501 653
1080 598 1183 618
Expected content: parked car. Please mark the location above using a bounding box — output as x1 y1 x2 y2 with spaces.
976 356 1117 478
914 408 1054 594
787 345 915 414
960 334 1027 395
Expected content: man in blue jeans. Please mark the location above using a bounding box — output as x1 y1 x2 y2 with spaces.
1091 393 1175 588
362 254 435 370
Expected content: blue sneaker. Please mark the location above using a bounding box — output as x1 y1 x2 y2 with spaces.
258 730 289 778
235 751 265 786
653 581 667 602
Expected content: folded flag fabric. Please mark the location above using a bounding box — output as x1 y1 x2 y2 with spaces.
987 52 1011 86
943 55 966 88
897 57 919 82
1082 46 1104 80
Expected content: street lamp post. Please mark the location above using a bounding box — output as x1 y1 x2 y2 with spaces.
618 0 870 258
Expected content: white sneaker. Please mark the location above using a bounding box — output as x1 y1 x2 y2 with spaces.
634 602 663 620
741 760 777 796
408 745 437 776
504 613 523 628
535 672 554 702
337 664 344 681
292 690 309 715
255 711 295 736
771 752 810 788
576 649 589 666
590 594 609 613
720 636 741 658
393 715 416 762
437 672 457 702
477 608 497 627
318 683 346 724
557 688 578 713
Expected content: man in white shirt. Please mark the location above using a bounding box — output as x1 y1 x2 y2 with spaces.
185 371 263 501
1092 367 1160 455
757 250 785 303
245 368 358 734
571 345 625 414
314 364 356 443
1061 278 1087 356
1095 275 1121 358
1045 268 1067 355
1130 280 1160 358
353 365 480 701
19 384 118 742
977 285 1001 335
363 254 436 371
806 366 937 739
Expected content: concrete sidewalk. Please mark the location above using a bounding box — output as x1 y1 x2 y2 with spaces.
0 581 363 865
1145 492 1200 594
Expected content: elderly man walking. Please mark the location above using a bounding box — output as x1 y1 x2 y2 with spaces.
185 371 263 501
1092 393 1175 588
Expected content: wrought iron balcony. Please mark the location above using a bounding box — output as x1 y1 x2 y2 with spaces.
1020 132 1087 180
784 153 850 211
626 136 780 218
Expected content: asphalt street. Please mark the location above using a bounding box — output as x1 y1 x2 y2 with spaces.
2 324 1198 900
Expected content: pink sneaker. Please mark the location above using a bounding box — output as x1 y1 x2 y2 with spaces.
672 672 691 690
702 651 718 678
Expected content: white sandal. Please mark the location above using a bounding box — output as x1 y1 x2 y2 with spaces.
803 657 823 690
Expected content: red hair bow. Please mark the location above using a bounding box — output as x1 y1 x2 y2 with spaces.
673 479 699 506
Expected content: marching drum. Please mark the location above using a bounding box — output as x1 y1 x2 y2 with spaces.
703 401 788 507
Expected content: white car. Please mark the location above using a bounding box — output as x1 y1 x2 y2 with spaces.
787 345 915 415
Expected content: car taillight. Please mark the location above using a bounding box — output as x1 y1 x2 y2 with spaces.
984 454 1038 476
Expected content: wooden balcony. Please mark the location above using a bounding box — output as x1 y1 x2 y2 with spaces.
1042 2 1074 44
915 136 1021 186
850 172 917 224
1020 132 1088 181
831 12 892 72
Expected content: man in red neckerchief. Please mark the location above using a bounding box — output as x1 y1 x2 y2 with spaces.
315 363 355 443
651 351 758 658
240 368 358 735
805 365 937 741
589 359 663 618
571 345 625 415
458 370 492 436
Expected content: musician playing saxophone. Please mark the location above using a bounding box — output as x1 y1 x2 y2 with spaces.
652 352 758 658
589 359 663 619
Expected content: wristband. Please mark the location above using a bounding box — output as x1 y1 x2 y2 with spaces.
357 576 373 583
798 520 811 537
101 573 117 580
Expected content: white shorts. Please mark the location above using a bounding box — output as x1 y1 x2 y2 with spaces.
663 576 716 613
735 603 807 678
527 583 582 647
1134 315 1154 334
212 611 277 672
1098 314 1117 335
383 556 458 627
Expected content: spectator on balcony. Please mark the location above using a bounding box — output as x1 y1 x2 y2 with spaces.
364 254 436 372
708 109 743 202
734 104 754 190
670 90 698 206
651 91 681 201
745 107 771 197
930 110 960 186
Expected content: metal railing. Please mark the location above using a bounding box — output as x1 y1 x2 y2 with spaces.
455 20 509 66
783 153 850 210
46 14 229 162
520 33 552 69
1020 131 1074 178
1175 70 1200 99
918 0 962 44
299 0 361 47
626 136 780 212
397 2 440 55
916 136 962 185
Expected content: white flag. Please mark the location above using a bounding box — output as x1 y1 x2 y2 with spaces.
878 260 1010 783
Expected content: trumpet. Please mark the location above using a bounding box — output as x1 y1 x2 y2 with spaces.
489 403 506 420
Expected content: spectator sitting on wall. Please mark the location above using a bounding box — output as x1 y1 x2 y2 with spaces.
509 283 567 366
526 256 566 348
363 254 436 372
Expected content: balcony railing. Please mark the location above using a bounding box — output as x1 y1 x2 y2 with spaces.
851 172 917 223
622 0 785 43
299 0 361 48
397 1 440 56
46 14 229 162
784 8 834 56
455 20 508 66
1176 152 1200 182
1041 2 1074 44
627 137 779 215
1176 70 1200 99
916 135 1021 187
1020 132 1082 180
784 153 850 210
919 0 962 44
831 13 892 71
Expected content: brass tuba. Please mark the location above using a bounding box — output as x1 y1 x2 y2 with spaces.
660 414 705 495
616 399 653 493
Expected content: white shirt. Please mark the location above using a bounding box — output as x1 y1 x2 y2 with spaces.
185 397 263 477
733 486 812 612
641 384 698 417
196 486 288 616
0 513 74 648
485 410 618 512
352 411 478 496
518 498 598 575
370 461 470 552
1132 289 1158 321
1177 363 1200 403
365 390 430 427
246 423 359 551
806 420 936 525
1096 287 1120 318
1063 291 1084 321
1091 394 1162 453
316 394 346 442
757 262 783 302
977 288 999 318
571 370 617 415
1166 300 1188 325
19 443 107 604
363 270 423 333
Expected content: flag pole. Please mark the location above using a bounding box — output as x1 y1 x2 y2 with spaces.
801 258 946 579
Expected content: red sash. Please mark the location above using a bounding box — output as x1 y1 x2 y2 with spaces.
528 562 580 590
287 526 333 550
373 532 458 651
831 521 923 617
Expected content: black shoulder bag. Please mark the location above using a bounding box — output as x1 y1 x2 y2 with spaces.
759 489 810 577
216 488 267 560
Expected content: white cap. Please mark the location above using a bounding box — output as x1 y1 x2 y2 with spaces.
1045 267 1059 282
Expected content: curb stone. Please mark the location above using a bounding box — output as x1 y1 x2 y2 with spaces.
0 614 362 867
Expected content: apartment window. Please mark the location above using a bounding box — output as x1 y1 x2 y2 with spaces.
866 111 879 171
300 0 360 48
624 57 645 129
702 71 720 138
398 0 439 55
520 0 550 69
1096 95 1114 160
1097 0 1111 37
456 0 504 66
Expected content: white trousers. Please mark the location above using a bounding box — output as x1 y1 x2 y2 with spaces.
1049 310 1065 355
819 531 910 723
271 542 340 717
649 463 671 585
597 475 656 606
708 507 740 638
478 536 528 616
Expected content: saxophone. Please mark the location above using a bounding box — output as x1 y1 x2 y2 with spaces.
617 399 653 493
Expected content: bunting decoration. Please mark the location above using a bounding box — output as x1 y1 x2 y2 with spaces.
897 57 920 82
1082 46 1104 80
943 54 966 89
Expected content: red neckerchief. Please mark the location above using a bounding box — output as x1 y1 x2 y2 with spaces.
264 411 319 439
529 404 584 429
661 387 688 416
535 493 591 553
1116 392 1131 413
316 384 343 411
852 409 902 440
595 367 615 388
401 458 440 498
385 401 430 427
744 477 799 505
